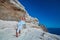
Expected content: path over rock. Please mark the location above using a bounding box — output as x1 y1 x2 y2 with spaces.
0 20 60 40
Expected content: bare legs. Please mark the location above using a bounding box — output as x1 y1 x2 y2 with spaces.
16 29 21 37
19 30 21 34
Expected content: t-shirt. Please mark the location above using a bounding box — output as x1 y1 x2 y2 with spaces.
17 20 25 27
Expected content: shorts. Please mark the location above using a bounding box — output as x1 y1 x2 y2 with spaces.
17 25 23 32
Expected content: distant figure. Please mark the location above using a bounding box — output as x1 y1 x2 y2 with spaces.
16 16 26 37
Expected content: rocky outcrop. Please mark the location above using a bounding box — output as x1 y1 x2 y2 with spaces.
0 0 26 21
0 0 47 31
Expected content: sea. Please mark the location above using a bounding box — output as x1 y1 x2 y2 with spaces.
47 28 60 35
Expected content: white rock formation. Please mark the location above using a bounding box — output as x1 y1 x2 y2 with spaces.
9 0 25 10
0 20 60 40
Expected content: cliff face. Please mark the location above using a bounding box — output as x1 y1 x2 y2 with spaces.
0 0 47 31
0 0 26 21
0 0 39 27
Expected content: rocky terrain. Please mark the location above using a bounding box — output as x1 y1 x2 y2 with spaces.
0 0 60 40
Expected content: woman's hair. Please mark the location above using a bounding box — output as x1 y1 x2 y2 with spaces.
19 16 26 20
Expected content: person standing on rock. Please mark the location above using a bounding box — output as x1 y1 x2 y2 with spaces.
16 16 26 37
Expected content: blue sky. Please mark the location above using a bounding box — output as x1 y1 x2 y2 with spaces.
19 0 60 28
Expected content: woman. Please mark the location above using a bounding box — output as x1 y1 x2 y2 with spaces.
16 16 26 37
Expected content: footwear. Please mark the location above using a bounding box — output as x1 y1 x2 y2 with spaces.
16 32 18 37
19 30 21 34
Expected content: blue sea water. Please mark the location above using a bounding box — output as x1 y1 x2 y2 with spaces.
47 28 60 35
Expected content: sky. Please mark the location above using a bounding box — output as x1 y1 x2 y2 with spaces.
19 0 60 28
